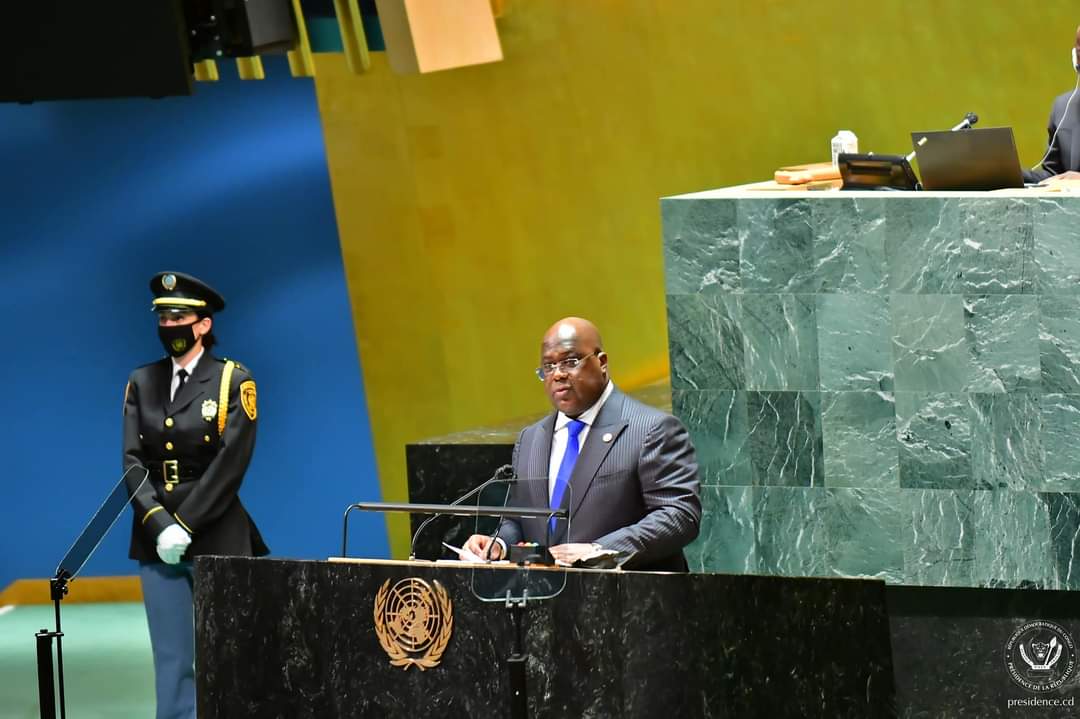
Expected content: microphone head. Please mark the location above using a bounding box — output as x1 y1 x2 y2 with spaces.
965 112 979 126
494 464 515 479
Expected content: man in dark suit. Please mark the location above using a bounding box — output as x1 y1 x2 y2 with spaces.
124 271 267 719
463 317 701 571
1025 25 1080 183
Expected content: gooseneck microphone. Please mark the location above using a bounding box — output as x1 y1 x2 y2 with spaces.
951 112 979 132
906 111 979 162
408 464 515 559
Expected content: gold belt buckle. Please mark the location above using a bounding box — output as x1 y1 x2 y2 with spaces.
163 460 180 492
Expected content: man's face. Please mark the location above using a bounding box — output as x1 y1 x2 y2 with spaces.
540 329 607 418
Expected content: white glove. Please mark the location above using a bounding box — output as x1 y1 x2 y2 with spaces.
156 523 192 565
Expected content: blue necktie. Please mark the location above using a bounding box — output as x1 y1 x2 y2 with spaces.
550 419 586 535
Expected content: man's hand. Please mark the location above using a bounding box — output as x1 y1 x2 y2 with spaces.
156 523 192 564
462 534 504 561
550 543 602 565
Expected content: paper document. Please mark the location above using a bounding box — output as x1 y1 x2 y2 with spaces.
442 541 486 563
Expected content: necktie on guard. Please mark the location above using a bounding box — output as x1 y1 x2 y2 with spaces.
550 419 586 535
174 368 188 401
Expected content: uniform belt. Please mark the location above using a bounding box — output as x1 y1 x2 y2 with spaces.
148 460 205 485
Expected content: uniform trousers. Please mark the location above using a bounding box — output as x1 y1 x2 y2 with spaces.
139 561 196 719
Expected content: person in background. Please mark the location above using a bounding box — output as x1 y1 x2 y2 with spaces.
1025 25 1080 183
123 271 267 719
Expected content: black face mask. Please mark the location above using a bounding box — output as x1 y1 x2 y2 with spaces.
158 323 198 358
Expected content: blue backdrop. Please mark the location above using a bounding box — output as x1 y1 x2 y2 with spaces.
0 57 387 591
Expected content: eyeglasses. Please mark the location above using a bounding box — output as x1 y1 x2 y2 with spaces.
535 351 599 381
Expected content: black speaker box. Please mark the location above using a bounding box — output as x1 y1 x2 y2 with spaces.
1 1 193 103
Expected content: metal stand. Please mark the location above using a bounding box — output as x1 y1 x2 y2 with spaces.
35 574 70 719
506 590 530 719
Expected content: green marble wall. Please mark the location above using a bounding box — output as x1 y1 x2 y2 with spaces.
663 194 1080 589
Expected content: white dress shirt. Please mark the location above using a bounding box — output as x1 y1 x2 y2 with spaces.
547 380 614 501
170 348 204 402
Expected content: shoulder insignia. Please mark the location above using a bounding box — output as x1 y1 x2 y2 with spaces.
240 380 257 421
218 361 236 434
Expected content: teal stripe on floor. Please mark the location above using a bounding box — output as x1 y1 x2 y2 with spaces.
0 602 155 719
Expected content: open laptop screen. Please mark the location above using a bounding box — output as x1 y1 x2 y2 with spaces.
910 127 1024 191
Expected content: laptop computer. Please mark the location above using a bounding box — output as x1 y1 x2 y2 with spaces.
910 127 1024 190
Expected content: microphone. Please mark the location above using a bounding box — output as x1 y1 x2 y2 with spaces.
408 464 514 560
906 111 979 162
950 112 978 131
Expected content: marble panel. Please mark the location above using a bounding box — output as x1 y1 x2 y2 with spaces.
666 293 744 390
821 391 898 488
971 490 1056 589
891 294 970 392
1034 197 1080 295
1043 492 1080 591
672 389 753 486
738 198 815 292
746 391 823 486
902 489 976 587
896 392 973 490
885 197 966 294
661 198 739 295
811 197 888 294
752 486 829 578
1040 393 1080 493
969 392 1042 491
741 293 819 390
953 198 1035 294
819 488 906 582
817 293 893 391
684 485 756 574
964 294 1040 393
885 198 1034 294
1040 294 1080 393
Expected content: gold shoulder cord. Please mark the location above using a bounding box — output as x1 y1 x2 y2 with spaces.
218 360 236 435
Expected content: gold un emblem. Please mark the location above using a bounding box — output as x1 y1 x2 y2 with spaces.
374 577 453 670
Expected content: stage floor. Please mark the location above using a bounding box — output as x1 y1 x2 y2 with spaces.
0 602 154 718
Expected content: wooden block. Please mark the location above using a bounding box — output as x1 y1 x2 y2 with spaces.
775 162 840 185
374 0 503 74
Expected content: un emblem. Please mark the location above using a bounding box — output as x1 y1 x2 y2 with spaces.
374 578 453 670
1004 620 1077 692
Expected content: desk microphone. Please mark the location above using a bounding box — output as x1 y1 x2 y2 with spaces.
408 464 515 559
950 112 979 132
906 111 979 162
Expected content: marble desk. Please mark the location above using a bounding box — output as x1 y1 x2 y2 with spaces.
662 189 1080 590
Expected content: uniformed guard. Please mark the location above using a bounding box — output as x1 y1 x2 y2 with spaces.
123 271 267 719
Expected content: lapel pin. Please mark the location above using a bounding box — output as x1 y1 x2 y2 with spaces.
602 432 613 443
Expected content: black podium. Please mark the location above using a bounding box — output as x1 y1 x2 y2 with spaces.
194 556 895 718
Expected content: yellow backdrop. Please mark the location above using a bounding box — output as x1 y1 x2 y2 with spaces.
311 1 1080 556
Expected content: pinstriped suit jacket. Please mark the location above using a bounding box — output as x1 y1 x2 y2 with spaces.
498 385 701 572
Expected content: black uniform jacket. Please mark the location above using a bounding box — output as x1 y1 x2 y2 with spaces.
123 353 268 562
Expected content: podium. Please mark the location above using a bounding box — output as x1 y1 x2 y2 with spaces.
194 556 895 717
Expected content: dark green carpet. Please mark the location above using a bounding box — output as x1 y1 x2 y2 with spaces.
0 602 155 718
